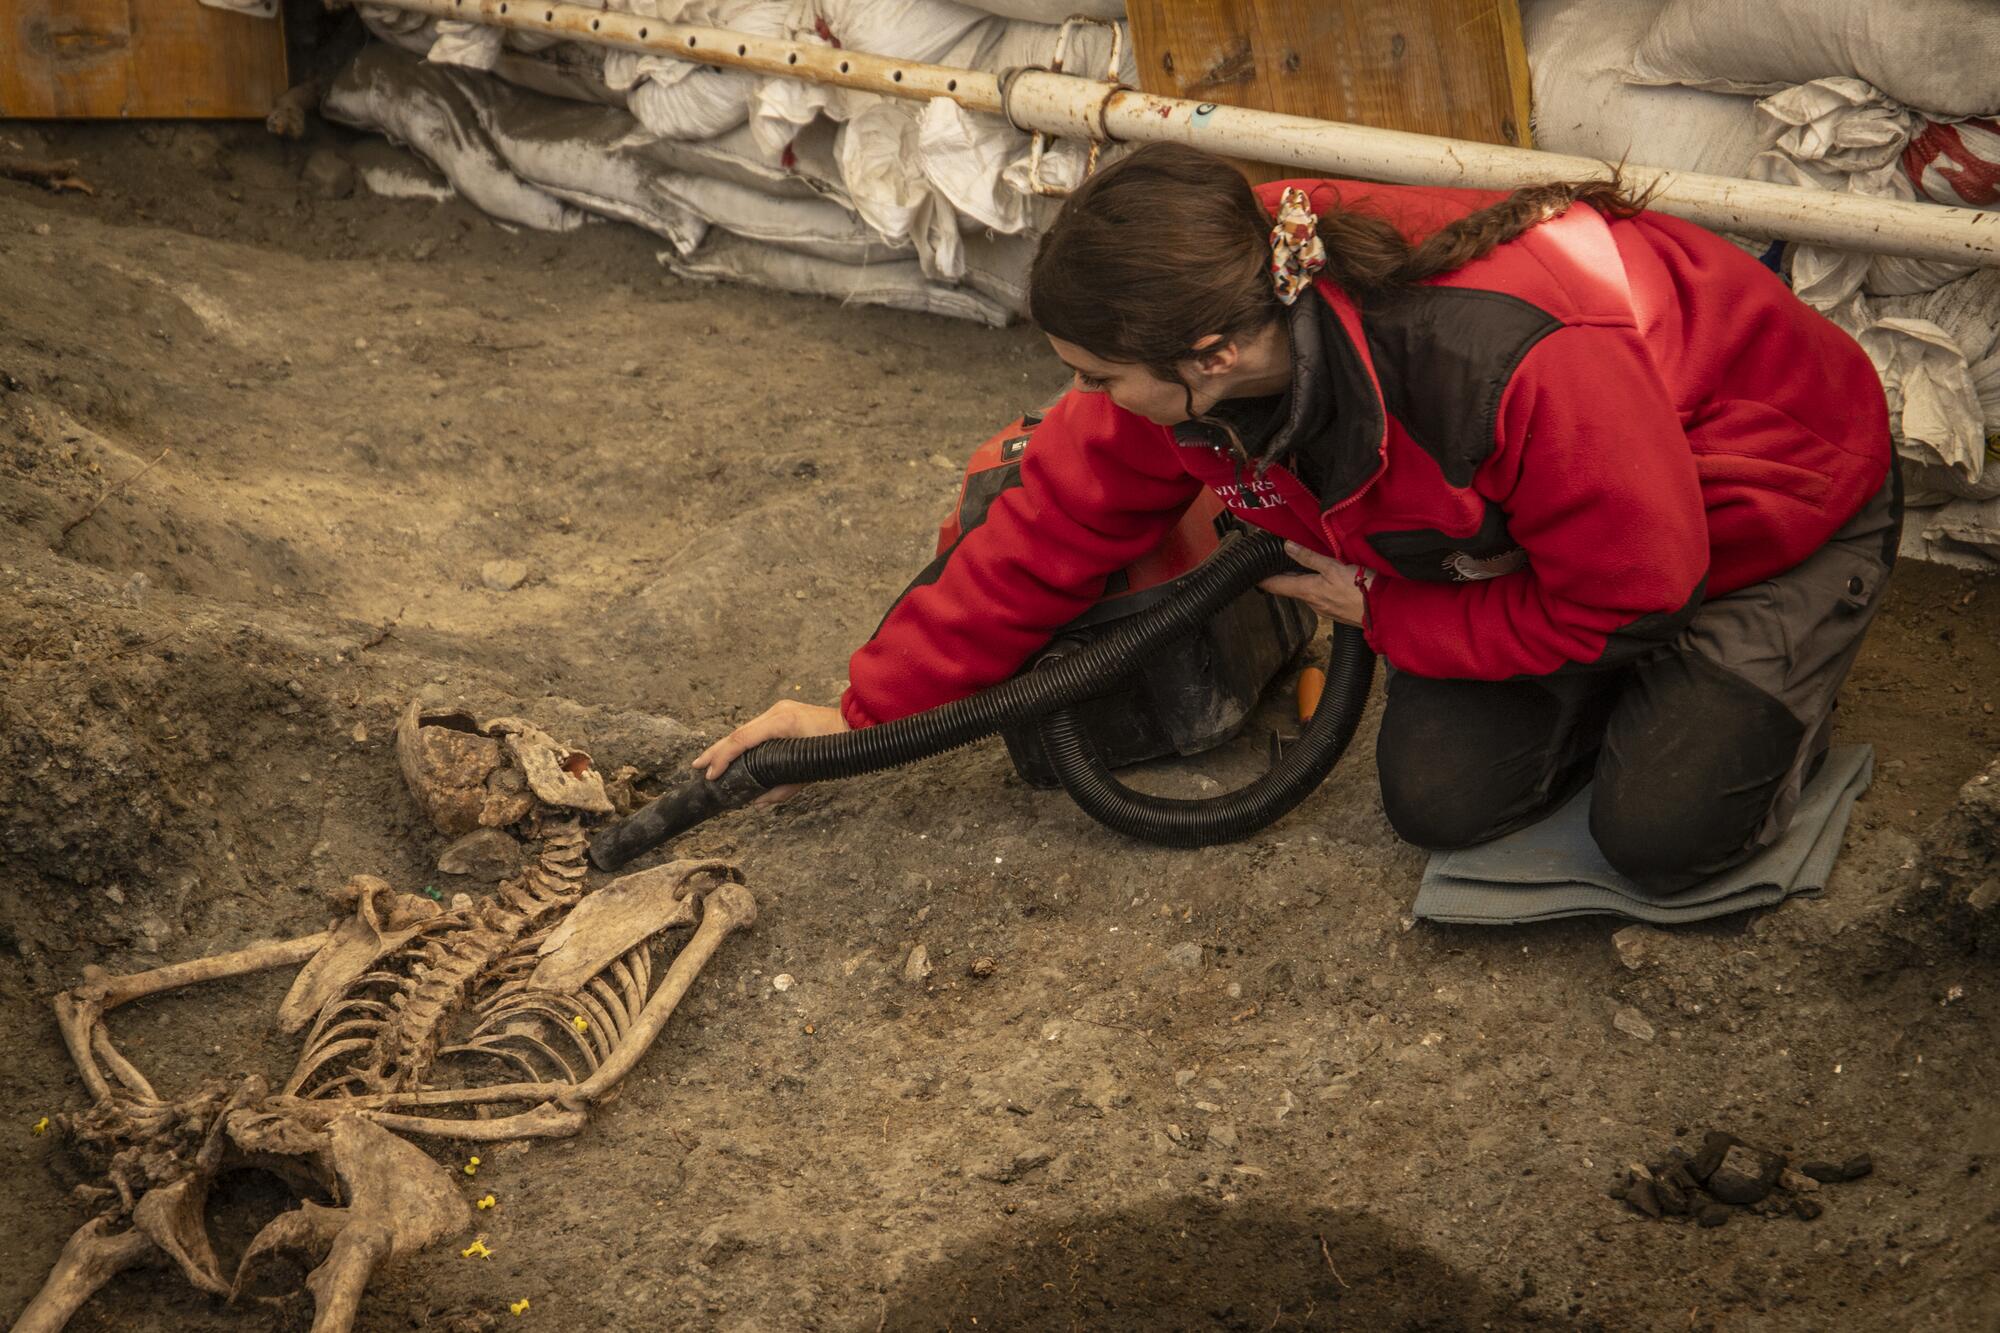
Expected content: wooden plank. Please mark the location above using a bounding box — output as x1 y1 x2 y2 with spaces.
2 0 288 118
1126 0 1532 182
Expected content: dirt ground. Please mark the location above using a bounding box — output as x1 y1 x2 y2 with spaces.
2 117 1997 1332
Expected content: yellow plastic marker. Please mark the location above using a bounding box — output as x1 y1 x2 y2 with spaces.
571 1015 589 1033
32 1116 50 1136
477 1194 497 1210
462 1238 493 1260
510 1298 531 1316
463 1155 481 1176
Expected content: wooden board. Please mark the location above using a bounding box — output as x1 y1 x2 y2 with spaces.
1126 0 1533 183
2 0 288 118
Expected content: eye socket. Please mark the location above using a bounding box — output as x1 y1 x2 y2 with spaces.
1075 372 1110 391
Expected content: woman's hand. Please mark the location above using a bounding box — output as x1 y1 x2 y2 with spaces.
1258 540 1370 627
692 699 849 807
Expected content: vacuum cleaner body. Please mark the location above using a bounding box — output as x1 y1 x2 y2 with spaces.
932 411 1316 789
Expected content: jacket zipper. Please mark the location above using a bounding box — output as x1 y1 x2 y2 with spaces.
1316 445 1388 560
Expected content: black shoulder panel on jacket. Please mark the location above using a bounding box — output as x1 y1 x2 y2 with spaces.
1361 288 1563 488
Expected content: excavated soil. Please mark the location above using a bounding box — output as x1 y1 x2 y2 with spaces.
2 119 1997 1332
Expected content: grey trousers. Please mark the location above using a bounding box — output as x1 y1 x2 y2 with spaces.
1376 471 1903 894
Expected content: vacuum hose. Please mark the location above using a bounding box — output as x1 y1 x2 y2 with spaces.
1035 621 1374 848
590 531 1375 870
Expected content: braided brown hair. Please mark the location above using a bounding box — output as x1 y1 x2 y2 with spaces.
1028 142 1650 391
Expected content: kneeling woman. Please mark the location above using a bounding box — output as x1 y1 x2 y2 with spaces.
698 144 1899 894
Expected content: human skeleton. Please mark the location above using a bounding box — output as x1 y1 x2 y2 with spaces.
15 701 754 1332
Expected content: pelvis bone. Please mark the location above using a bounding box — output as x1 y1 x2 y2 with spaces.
15 701 751 1333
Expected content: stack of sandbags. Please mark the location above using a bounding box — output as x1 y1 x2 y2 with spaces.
338 0 1135 323
1524 0 2000 569
324 41 1035 323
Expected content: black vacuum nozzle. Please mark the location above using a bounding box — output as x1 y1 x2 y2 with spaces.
588 760 767 871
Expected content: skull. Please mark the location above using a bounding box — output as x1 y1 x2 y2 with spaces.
392 700 612 835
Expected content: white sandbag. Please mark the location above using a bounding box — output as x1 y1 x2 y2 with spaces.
1901 495 2000 572
746 0 994 157
602 0 788 140
1857 313 1992 496
611 59 761 138
490 49 620 107
750 76 844 162
916 96 1033 233
366 4 591 72
358 162 457 202
654 170 908 263
1520 0 1777 179
960 226 1036 312
453 73 713 251
1752 80 1973 307
911 96 1079 239
658 231 1013 325
1627 0 2000 119
1874 269 2000 500
427 20 506 71
325 45 587 233
359 5 439 58
1757 79 1920 187
838 100 964 278
653 121 833 198
784 116 850 201
1879 269 2000 369
803 0 994 63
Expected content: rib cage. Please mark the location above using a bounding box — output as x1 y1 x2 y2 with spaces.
285 820 594 1099
441 940 654 1084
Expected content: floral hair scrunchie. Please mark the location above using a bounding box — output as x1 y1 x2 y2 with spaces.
1268 186 1326 306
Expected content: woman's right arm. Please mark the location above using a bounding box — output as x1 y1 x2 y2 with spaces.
839 390 1203 728
693 392 1199 800
692 698 848 806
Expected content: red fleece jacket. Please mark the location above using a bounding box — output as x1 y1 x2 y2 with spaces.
840 180 1891 728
